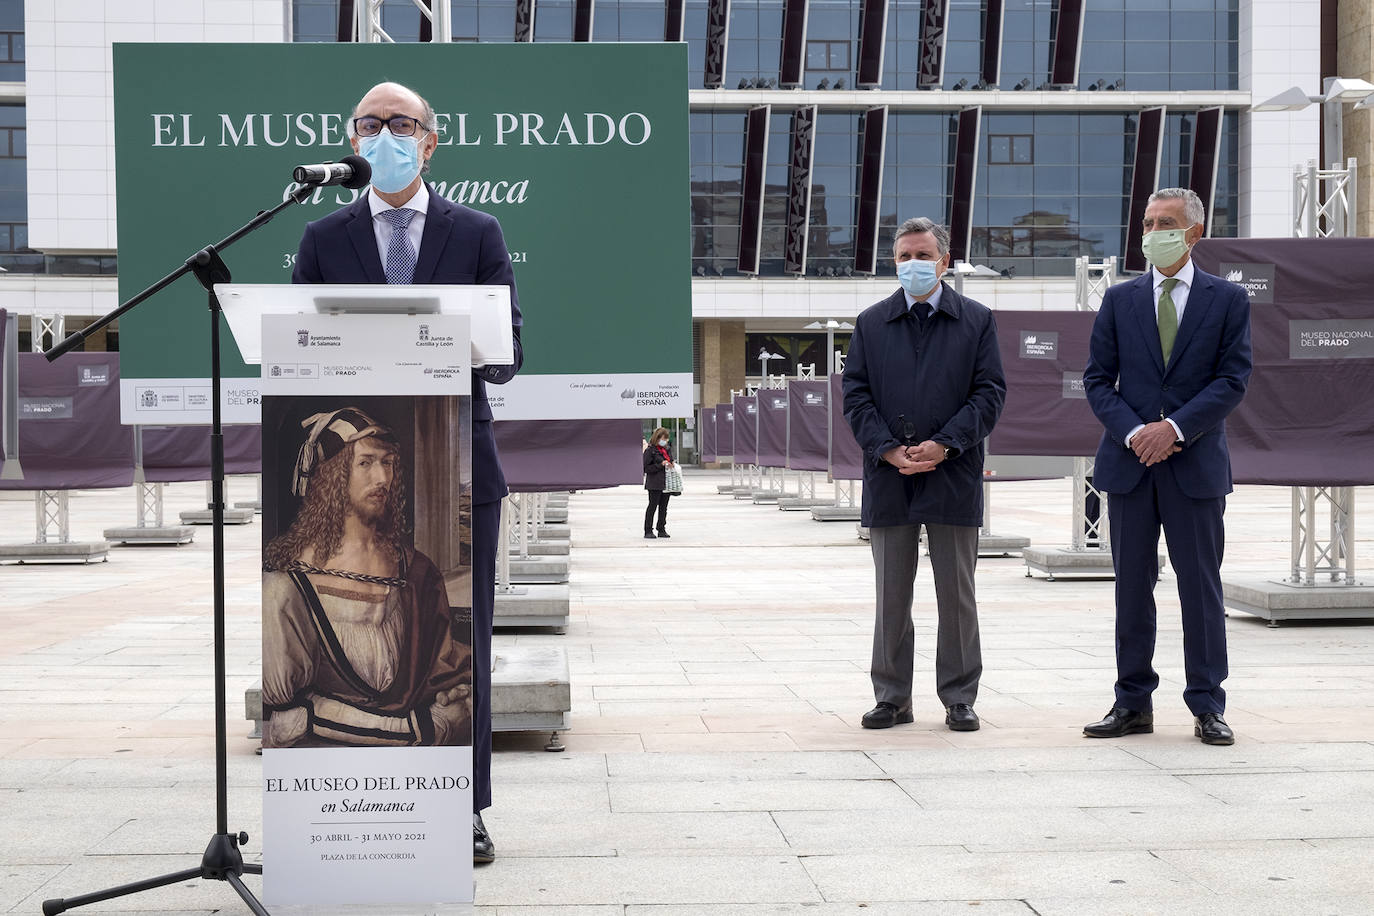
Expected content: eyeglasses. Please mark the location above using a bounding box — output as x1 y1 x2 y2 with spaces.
353 115 429 138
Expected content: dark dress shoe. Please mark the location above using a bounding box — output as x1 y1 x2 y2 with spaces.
644 531 656 539
656 529 671 538
945 703 980 731
861 701 913 729
1195 712 1235 746
1083 706 1153 738
473 813 495 863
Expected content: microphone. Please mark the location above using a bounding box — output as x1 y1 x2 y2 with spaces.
293 154 371 189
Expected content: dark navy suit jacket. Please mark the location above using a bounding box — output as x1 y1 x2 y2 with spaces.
292 185 523 505
1083 265 1251 499
842 284 1006 528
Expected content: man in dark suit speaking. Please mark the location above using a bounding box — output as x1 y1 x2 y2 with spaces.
842 217 1005 733
1082 187 1251 746
292 81 522 861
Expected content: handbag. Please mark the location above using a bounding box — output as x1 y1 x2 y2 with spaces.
663 462 684 496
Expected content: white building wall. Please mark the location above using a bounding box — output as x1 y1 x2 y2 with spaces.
1239 0 1323 238
23 0 286 255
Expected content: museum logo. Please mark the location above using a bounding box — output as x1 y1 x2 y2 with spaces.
1021 331 1059 360
1061 373 1087 400
1290 319 1374 359
1220 262 1274 303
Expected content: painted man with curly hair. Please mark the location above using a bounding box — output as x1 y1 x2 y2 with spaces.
262 406 471 748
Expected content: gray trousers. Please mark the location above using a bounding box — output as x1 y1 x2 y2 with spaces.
869 523 982 708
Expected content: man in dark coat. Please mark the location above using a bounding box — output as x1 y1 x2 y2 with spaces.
842 217 1006 732
1081 187 1251 746
292 81 521 862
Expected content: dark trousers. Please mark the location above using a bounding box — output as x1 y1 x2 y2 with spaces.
1108 466 1229 716
472 498 499 812
644 490 670 532
869 523 982 708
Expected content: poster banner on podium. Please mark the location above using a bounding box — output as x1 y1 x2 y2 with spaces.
112 42 690 424
259 313 475 906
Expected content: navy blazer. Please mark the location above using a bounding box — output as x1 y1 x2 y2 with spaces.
842 284 1006 528
1083 264 1251 499
292 186 524 504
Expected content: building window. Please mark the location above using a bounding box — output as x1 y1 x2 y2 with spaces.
805 39 849 72
0 30 23 81
988 134 1033 164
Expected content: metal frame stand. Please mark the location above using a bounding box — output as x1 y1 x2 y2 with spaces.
1222 157 1372 625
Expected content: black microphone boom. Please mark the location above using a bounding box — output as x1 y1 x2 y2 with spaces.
293 154 371 189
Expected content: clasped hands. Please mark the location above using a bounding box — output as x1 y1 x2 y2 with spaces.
1131 420 1182 466
882 440 945 475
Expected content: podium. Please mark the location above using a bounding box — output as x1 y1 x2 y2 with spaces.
221 285 512 909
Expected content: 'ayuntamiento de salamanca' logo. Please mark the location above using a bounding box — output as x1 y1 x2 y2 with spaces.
297 329 309 347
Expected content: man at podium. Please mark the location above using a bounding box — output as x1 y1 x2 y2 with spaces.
292 80 523 864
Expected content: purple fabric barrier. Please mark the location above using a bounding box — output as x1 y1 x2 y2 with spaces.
141 425 262 482
732 394 759 464
988 311 1101 457
715 402 734 458
756 389 789 468
829 373 864 480
1193 238 1374 486
0 352 134 490
786 379 829 471
700 406 717 462
494 418 643 492
0 308 6 465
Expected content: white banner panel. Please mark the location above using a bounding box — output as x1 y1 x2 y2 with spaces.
262 746 472 906
487 372 694 420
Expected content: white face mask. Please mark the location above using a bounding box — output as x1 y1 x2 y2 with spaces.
658 438 668 446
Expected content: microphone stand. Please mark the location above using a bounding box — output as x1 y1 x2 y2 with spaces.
39 181 326 915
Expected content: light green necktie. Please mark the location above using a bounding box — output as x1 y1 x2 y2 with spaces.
1158 277 1180 364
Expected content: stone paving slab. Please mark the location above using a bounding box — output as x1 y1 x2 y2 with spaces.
474 855 820 906
800 848 1205 901
5 475 1374 915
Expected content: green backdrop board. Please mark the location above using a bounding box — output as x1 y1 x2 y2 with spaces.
113 42 690 424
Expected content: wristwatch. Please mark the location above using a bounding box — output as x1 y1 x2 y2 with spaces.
942 445 955 460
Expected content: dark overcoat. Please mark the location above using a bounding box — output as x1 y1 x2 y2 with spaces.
643 443 672 491
842 284 1006 528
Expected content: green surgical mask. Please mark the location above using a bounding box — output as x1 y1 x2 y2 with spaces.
1140 226 1193 270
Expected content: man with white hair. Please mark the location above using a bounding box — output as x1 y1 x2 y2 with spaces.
1082 187 1252 746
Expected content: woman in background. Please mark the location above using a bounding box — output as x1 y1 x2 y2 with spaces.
643 426 674 539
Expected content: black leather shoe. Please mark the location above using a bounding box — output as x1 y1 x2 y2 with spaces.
945 703 980 731
656 529 671 538
861 702 913 729
1195 712 1235 746
473 813 495 864
1083 706 1154 738
644 531 656 539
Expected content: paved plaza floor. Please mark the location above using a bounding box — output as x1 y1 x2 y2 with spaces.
2 472 1373 915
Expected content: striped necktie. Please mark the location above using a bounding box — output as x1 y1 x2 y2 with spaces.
379 208 418 285
1158 277 1179 364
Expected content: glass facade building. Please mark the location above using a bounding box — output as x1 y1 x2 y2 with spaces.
292 0 1241 281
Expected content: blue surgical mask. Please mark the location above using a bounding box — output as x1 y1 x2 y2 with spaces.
359 128 422 194
897 258 941 297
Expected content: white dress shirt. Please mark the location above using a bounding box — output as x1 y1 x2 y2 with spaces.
902 276 942 316
367 183 429 264
1125 258 1195 446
